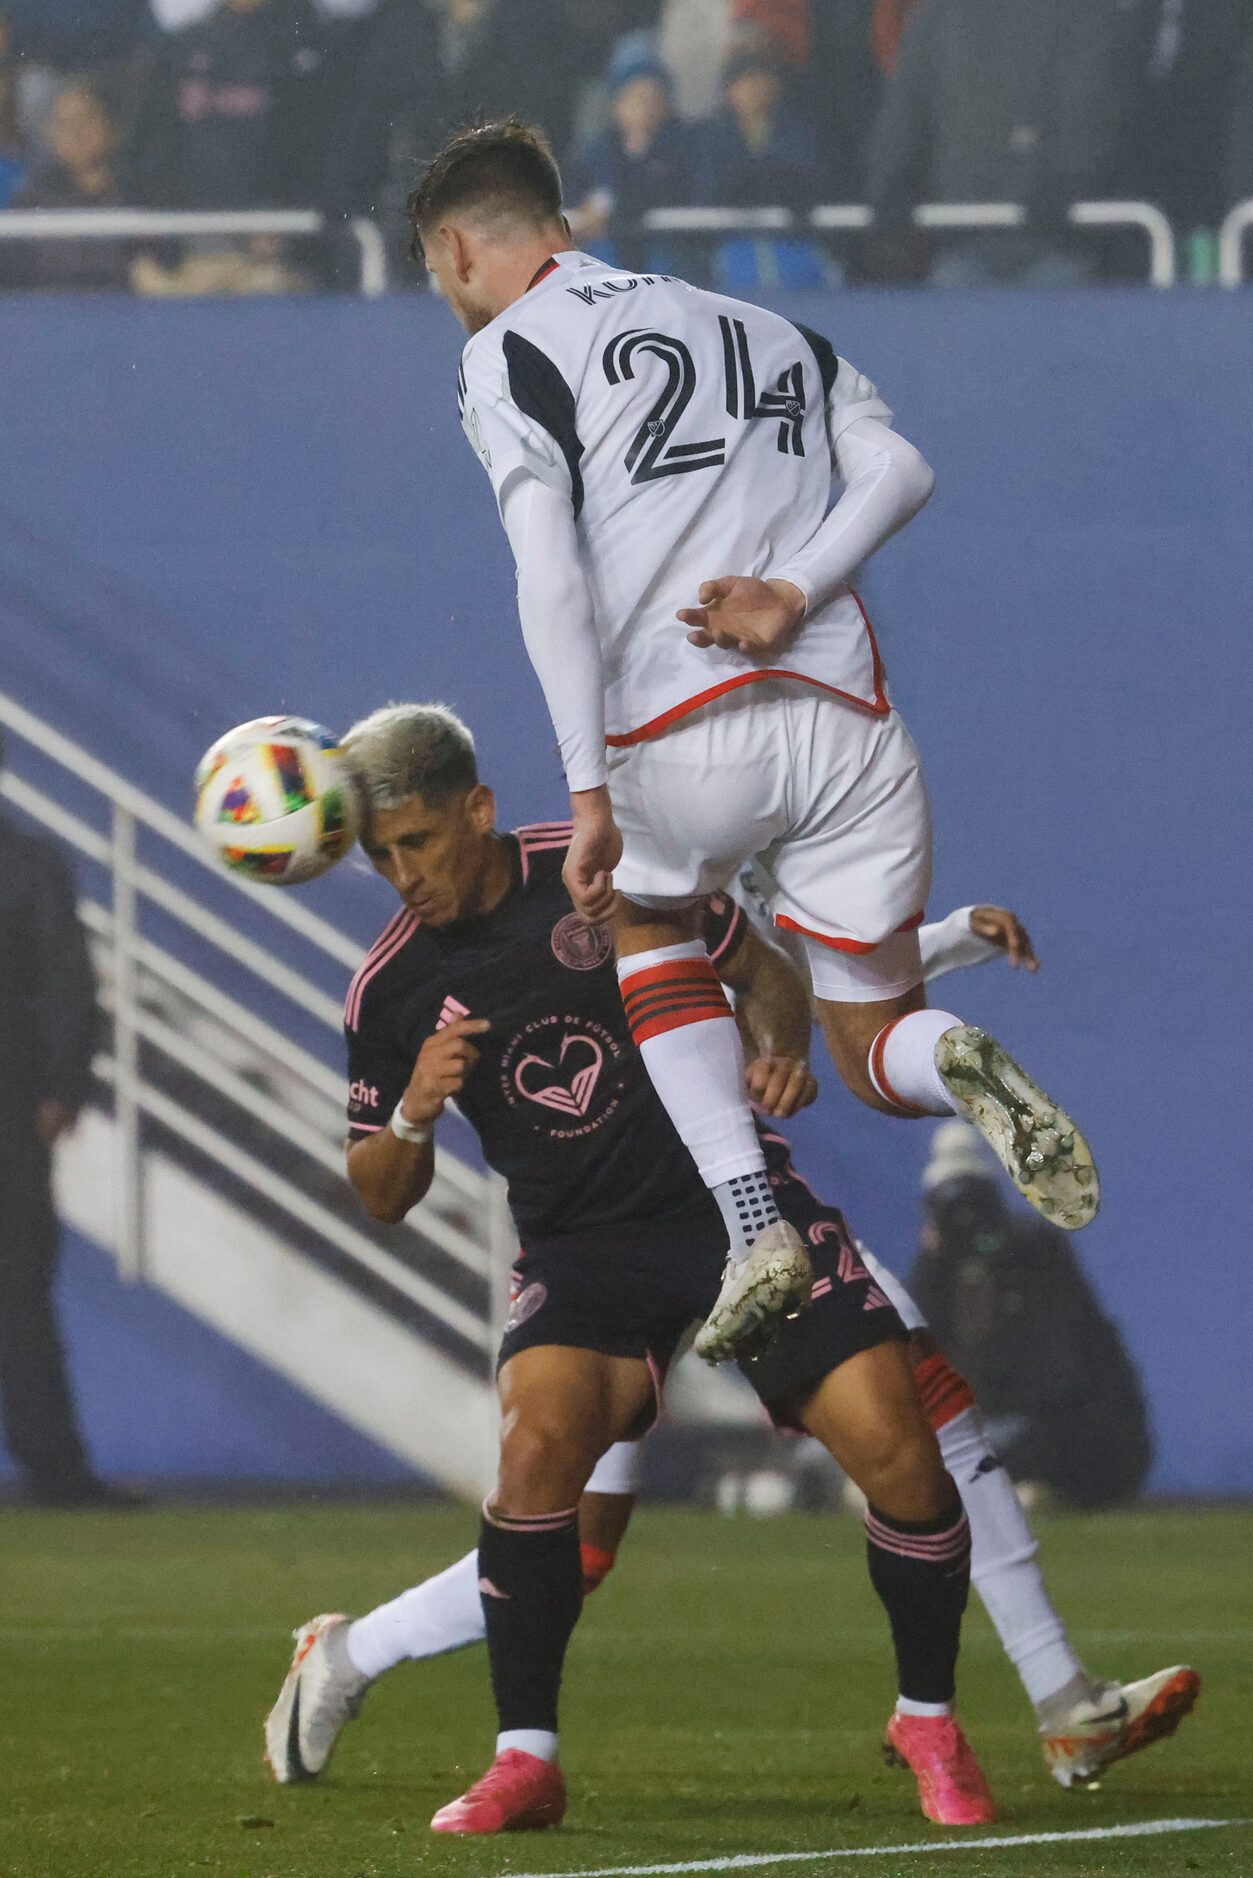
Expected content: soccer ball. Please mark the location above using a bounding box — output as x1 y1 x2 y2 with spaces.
193 716 361 886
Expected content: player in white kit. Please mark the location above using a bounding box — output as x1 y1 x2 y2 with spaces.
409 119 1099 1362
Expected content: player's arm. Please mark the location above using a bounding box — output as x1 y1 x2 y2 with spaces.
716 921 819 1119
499 474 621 921
680 358 934 656
347 1017 489 1225
460 330 619 922
921 904 1039 980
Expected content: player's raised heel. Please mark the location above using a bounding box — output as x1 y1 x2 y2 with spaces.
693 1221 813 1365
933 1025 1100 1231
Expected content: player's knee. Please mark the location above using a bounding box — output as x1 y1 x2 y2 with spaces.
854 1422 951 1524
842 1066 906 1115
497 1417 592 1512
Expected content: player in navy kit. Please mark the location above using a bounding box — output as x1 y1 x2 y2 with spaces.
266 702 993 1834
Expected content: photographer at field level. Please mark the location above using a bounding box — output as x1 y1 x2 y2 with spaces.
908 1123 1151 1510
0 732 136 1508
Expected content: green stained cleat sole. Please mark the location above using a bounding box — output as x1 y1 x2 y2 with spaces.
934 1025 1100 1231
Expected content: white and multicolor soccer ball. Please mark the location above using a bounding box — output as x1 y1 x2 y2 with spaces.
193 716 361 886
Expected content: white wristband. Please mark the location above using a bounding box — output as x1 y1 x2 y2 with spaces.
389 1104 433 1147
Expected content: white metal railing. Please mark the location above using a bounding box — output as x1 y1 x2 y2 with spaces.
0 208 388 297
0 690 503 1353
1218 198 1253 286
644 199 1178 287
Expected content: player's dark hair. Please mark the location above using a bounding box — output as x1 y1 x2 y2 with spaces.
341 703 479 812
406 117 563 261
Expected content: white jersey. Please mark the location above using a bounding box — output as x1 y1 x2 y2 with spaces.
458 250 894 747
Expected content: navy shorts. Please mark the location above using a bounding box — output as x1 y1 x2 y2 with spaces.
498 1147 905 1432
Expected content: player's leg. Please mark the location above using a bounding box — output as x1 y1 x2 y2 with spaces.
578 1438 643 1590
743 1151 994 1826
608 704 814 1357
909 1334 1200 1786
431 1344 654 1834
858 1244 1201 1785
265 1440 646 1788
771 700 1098 1230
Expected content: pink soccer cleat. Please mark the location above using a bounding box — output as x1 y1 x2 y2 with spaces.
883 1710 997 1826
430 1749 567 1835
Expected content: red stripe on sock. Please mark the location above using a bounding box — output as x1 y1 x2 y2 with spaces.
913 1354 977 1432
868 1015 932 1118
620 957 732 1046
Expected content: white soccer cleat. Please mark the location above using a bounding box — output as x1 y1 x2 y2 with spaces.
1040 1665 1201 1789
263 1612 371 1784
694 1220 814 1365
933 1025 1100 1230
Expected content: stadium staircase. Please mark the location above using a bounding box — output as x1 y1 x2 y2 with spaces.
0 689 512 1500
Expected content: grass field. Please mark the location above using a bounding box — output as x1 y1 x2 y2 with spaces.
2 1502 1250 1878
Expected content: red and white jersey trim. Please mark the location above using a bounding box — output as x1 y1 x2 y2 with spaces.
604 595 888 748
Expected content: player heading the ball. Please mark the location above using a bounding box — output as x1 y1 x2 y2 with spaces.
408 118 1098 1364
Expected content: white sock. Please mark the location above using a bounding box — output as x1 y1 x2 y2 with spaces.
895 1696 951 1718
345 1549 484 1680
938 1407 1091 1715
497 1728 558 1763
712 1167 781 1260
868 1008 961 1115
617 942 767 1185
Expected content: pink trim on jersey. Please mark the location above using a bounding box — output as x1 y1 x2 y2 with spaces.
604 594 889 748
515 821 573 884
348 1122 385 1134
344 909 420 1031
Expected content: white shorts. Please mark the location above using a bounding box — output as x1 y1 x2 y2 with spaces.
608 681 932 1001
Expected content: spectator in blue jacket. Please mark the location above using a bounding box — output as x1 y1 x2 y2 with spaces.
699 45 830 288
565 39 693 273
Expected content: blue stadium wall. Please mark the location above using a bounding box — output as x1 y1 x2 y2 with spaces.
1 288 1249 1494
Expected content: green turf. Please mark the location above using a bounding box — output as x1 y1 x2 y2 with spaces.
0 1503 1249 1878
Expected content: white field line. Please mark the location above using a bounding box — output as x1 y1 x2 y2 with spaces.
504 1817 1250 1878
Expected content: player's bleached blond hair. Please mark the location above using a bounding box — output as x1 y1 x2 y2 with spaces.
341 703 478 811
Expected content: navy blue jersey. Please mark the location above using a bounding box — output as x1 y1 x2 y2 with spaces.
345 826 746 1245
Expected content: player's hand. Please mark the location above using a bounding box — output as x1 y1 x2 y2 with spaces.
678 576 807 657
564 803 623 924
745 1055 819 1119
402 1017 491 1126
969 905 1039 971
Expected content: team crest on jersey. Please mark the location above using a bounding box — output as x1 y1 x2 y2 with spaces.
500 1014 622 1139
550 912 611 971
505 1281 547 1334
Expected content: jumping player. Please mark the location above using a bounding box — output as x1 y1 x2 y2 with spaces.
266 702 994 1832
408 118 1099 1366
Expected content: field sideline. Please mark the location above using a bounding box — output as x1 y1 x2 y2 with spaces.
2 1503 1250 1878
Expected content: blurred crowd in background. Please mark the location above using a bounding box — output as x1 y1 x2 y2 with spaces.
1 0 1252 292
